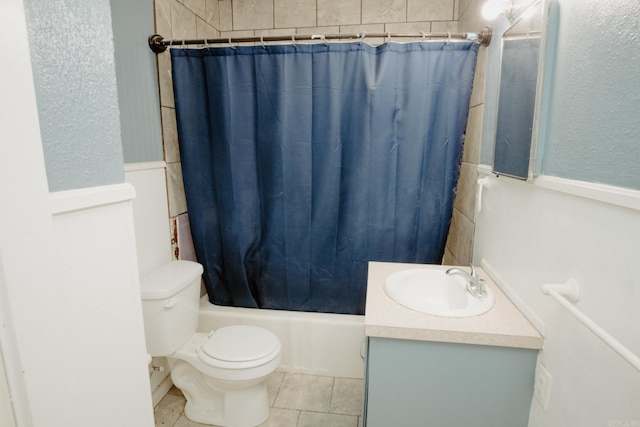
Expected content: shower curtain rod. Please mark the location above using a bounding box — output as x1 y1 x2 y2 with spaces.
148 27 492 53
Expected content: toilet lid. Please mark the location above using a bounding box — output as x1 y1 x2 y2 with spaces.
200 325 280 363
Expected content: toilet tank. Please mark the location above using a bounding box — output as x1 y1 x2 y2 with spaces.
140 260 204 356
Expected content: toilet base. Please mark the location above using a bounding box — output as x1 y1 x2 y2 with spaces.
184 381 269 427
169 359 271 427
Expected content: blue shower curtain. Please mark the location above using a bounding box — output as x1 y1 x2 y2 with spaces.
171 41 478 315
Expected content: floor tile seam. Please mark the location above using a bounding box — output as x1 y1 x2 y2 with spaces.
273 403 332 412
328 408 363 416
297 409 359 417
328 375 337 411
169 408 188 427
269 373 286 408
329 376 364 416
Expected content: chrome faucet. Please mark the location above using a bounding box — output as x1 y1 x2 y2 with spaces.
445 265 487 298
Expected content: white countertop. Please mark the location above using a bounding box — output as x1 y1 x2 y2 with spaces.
364 262 543 349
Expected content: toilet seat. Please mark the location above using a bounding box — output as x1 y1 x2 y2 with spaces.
198 325 281 370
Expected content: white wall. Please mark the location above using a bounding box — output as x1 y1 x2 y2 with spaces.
124 163 173 278
0 1 154 425
470 0 640 425
474 172 640 425
44 190 155 427
124 162 175 405
0 335 17 427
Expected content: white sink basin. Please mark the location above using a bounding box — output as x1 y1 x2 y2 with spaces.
383 269 494 317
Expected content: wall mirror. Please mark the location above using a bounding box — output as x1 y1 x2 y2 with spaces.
492 0 546 180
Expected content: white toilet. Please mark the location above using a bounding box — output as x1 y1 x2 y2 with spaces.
140 260 282 427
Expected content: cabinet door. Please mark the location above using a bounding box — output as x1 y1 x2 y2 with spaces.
365 338 537 427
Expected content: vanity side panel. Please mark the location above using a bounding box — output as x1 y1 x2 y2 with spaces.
365 337 537 427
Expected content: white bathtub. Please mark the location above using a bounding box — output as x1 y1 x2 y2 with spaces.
197 298 366 379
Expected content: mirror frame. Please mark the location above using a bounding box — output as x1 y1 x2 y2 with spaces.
491 0 557 181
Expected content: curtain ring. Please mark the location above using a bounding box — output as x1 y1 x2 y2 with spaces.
359 32 366 45
229 37 236 50
386 31 391 44
260 35 267 49
291 34 298 48
446 31 452 44
420 32 426 42
311 34 328 46
181 39 187 51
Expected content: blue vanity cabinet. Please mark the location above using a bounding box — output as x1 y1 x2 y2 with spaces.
363 337 538 427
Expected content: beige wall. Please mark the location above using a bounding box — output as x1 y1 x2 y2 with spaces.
442 0 490 266
442 46 486 266
154 0 483 264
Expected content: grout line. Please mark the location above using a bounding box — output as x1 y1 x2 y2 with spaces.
270 372 285 408
329 375 336 412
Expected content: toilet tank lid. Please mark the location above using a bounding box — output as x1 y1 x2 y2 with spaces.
140 260 204 300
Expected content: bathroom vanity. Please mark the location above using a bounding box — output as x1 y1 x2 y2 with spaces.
363 262 543 427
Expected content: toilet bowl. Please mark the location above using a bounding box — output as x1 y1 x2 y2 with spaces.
140 261 282 427
169 327 281 426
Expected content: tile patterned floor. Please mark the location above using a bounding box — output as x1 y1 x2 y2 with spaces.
154 373 363 427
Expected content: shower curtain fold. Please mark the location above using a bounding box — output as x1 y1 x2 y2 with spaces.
171 41 478 315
